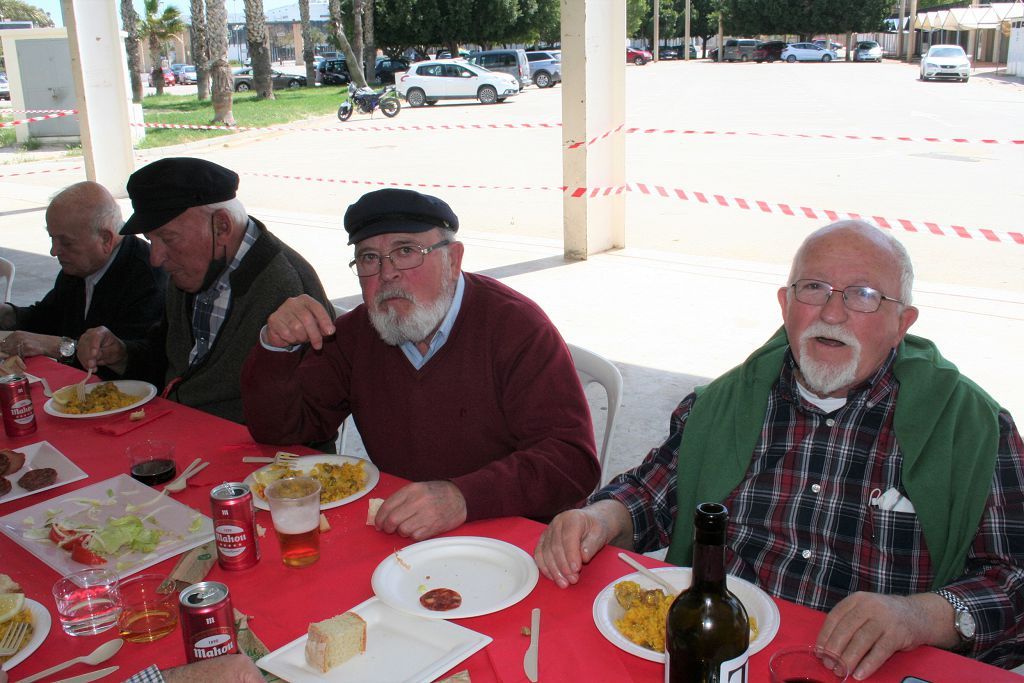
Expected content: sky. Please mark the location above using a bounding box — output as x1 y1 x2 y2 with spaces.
26 0 290 28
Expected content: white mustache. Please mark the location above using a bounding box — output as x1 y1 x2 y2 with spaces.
375 289 415 306
800 321 860 349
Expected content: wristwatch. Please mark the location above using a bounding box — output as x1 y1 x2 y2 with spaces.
934 588 976 642
58 337 77 362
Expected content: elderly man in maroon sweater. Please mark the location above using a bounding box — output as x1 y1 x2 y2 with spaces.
241 189 599 540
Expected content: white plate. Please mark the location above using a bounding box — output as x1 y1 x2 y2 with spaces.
256 596 491 683
245 455 380 512
43 380 157 419
593 566 781 663
0 474 214 578
1 599 51 672
0 441 88 505
371 536 538 619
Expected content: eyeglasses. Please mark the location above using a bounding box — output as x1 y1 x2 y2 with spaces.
349 239 451 277
790 279 905 313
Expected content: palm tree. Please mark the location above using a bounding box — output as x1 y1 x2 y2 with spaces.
139 0 184 96
299 0 315 85
243 0 274 99
327 0 367 88
206 0 234 124
120 0 144 103
190 0 210 100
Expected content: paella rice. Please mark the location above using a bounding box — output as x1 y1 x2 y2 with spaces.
60 382 141 414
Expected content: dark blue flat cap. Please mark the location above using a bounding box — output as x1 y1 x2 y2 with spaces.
121 157 239 235
344 188 458 245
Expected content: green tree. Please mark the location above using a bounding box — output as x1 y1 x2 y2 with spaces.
189 0 210 100
243 0 274 99
206 0 234 125
139 0 184 96
120 0 145 103
0 0 54 26
673 0 720 57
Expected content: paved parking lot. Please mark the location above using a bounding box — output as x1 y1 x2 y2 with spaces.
1 58 1021 472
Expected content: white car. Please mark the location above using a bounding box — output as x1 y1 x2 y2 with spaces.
919 44 971 82
781 43 837 63
853 41 883 62
398 59 520 106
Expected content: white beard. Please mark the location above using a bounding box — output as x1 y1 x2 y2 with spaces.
367 266 455 346
797 321 862 396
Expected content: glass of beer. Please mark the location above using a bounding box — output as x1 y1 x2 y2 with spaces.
116 574 179 643
265 476 321 567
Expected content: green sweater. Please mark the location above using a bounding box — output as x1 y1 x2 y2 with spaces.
665 328 1001 589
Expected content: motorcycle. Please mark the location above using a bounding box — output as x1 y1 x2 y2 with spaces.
337 82 401 121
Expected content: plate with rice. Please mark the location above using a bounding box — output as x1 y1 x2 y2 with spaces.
245 455 379 511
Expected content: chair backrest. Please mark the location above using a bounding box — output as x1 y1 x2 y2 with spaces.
333 303 354 454
567 343 623 492
0 256 14 303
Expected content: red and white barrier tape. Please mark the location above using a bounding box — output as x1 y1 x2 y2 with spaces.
0 165 82 180
0 109 77 116
130 120 562 134
0 111 78 128
243 171 568 192
631 183 1024 245
620 126 1024 146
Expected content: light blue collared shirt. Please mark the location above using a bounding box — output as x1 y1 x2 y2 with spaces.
400 272 465 369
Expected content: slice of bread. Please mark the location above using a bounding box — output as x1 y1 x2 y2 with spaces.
304 611 366 673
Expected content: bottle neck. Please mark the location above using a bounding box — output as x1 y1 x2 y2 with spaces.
692 539 727 588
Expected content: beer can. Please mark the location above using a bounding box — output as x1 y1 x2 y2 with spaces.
179 581 238 663
0 374 37 437
211 482 260 570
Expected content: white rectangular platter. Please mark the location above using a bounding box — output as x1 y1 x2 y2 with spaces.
0 440 88 505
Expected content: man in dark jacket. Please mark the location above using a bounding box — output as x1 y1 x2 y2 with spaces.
77 158 330 424
0 181 165 365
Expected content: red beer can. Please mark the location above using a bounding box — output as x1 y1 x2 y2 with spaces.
1 374 37 437
179 581 239 663
211 482 260 570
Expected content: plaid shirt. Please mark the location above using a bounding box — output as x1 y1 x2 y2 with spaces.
123 665 164 683
595 352 1024 667
189 218 259 365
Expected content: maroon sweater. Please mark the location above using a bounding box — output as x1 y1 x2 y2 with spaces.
241 273 599 521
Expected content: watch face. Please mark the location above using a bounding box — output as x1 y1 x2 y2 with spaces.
957 611 976 640
60 339 75 357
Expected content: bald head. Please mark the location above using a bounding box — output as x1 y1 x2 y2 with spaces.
46 182 124 278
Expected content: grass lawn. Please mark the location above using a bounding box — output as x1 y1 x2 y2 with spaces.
138 85 348 149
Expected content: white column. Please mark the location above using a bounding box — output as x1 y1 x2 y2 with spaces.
61 0 137 197
561 0 626 260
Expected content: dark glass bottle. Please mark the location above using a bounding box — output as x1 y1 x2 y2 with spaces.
664 502 750 683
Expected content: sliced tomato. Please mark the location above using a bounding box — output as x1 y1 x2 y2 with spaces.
70 537 107 565
49 523 88 552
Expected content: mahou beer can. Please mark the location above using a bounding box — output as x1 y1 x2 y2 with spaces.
1 374 37 437
179 581 238 663
211 482 260 570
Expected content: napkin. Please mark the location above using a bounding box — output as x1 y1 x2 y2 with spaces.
485 622 633 682
93 407 171 436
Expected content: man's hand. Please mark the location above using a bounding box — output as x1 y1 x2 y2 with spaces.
534 500 632 589
77 326 128 374
817 592 960 680
162 654 264 683
265 295 336 350
0 331 60 359
373 481 467 540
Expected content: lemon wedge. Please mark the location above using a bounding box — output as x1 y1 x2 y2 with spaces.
0 592 24 624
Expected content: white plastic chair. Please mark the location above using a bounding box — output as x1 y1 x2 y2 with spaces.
333 303 357 455
567 343 623 491
0 256 14 303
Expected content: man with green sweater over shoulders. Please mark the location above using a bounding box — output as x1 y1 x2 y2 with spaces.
534 220 1023 678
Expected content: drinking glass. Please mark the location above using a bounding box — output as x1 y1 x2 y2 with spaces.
126 439 176 486
769 645 849 683
52 568 122 636
265 476 322 568
116 573 179 643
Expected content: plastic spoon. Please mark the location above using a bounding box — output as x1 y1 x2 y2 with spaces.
16 638 124 683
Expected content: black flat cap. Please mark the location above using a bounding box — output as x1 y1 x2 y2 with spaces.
344 188 458 245
121 157 239 235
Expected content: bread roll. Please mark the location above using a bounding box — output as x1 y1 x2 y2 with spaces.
304 612 366 673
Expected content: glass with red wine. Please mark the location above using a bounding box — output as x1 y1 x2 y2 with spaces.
126 439 176 486
769 645 848 683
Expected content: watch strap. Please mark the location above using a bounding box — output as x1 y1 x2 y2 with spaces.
934 588 975 643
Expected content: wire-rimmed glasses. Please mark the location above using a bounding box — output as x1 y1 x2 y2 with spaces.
349 239 451 277
790 279 905 313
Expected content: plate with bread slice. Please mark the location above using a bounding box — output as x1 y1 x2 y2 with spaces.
256 597 490 682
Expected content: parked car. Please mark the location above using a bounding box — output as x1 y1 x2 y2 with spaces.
813 40 844 53
658 45 697 60
398 59 520 106
919 44 971 82
318 58 350 85
177 65 197 85
525 50 561 88
467 49 533 89
753 40 786 63
151 66 176 86
375 57 410 84
0 73 9 101
722 38 760 62
435 49 470 60
853 41 883 62
781 43 837 62
232 67 308 92
169 63 188 82
627 47 653 65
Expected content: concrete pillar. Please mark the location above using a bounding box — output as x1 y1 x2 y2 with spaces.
61 0 137 197
561 0 626 260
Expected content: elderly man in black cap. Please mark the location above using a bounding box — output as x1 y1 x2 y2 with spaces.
241 188 599 540
77 157 330 423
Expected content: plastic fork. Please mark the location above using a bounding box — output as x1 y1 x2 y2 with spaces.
242 452 300 465
75 366 94 402
0 620 29 656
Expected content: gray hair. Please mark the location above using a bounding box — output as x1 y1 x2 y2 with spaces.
204 197 248 228
49 181 124 237
788 219 914 306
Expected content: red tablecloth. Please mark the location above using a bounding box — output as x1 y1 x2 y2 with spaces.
1 358 1017 682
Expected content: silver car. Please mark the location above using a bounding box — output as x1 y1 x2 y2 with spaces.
853 41 883 62
919 45 971 82
781 43 837 63
398 59 520 106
